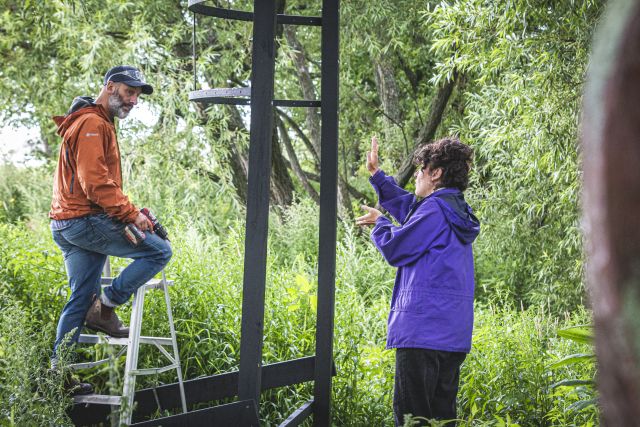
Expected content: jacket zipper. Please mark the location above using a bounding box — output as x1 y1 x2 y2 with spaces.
65 142 76 194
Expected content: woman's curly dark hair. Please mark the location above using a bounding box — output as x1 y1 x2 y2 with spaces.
414 137 474 191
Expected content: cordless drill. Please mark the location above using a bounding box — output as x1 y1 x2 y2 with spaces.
123 208 169 246
141 208 169 240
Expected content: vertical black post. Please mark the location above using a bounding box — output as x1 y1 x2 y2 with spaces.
314 0 339 425
238 0 277 406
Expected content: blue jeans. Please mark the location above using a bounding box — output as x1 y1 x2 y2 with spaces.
51 213 172 356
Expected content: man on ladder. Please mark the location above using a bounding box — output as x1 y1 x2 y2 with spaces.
48 65 172 394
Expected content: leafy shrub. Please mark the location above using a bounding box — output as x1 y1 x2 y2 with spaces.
0 292 73 426
459 305 597 425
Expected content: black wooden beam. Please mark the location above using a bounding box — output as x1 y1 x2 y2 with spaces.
279 400 314 427
237 0 277 409
131 400 259 427
274 99 321 108
314 0 339 426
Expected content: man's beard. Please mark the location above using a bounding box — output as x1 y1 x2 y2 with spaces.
108 91 133 119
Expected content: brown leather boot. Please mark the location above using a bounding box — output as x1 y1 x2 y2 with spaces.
64 374 94 396
84 295 129 338
48 368 94 396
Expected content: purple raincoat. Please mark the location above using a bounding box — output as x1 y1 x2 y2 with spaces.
369 170 480 353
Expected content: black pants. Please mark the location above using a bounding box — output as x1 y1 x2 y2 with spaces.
394 348 467 426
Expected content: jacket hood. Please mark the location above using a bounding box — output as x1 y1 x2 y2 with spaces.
430 188 480 244
52 96 111 136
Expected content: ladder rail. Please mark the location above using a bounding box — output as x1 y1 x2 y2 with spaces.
162 270 188 414
120 284 146 425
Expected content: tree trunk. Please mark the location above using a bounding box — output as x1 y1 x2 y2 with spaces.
277 117 319 203
372 53 404 148
582 1 640 424
225 105 250 202
270 116 294 207
393 75 457 187
284 26 322 161
276 107 320 171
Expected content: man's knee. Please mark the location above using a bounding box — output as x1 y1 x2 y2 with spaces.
157 240 173 266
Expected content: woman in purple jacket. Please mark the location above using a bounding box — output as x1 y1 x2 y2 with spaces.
356 136 480 425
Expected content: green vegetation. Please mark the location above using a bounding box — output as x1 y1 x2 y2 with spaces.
0 210 596 426
0 0 605 425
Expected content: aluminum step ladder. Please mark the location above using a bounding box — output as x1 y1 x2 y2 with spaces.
70 259 187 425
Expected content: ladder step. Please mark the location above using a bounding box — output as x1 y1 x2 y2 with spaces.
130 363 179 376
73 394 122 406
142 278 174 291
69 360 105 370
79 334 173 346
69 346 128 370
100 277 174 288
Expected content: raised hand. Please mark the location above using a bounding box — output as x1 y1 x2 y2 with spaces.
366 136 380 176
355 205 383 226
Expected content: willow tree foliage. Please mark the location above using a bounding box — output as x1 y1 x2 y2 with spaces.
425 0 604 310
0 0 604 311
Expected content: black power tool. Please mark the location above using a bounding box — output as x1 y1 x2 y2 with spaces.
141 208 169 240
123 208 169 246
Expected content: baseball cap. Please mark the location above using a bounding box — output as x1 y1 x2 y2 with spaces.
103 65 153 95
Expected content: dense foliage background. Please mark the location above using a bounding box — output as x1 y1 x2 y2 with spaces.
0 0 603 425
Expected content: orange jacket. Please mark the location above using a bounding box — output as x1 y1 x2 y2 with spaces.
49 99 139 222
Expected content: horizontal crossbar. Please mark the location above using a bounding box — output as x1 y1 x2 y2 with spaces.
274 99 321 107
189 90 320 108
279 399 314 427
131 399 259 427
188 1 322 26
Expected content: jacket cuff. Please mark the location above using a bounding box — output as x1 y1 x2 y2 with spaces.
374 215 391 227
123 208 140 223
369 169 386 186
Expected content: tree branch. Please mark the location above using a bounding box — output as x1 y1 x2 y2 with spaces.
393 73 458 187
277 117 320 203
275 107 320 171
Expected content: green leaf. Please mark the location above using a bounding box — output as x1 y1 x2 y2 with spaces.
295 274 312 293
549 353 595 369
557 326 593 344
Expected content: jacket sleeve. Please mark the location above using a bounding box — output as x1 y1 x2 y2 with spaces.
73 118 139 222
370 200 447 267
369 170 415 223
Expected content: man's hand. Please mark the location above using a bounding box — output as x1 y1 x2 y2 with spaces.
366 136 380 176
134 212 154 232
356 205 383 226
